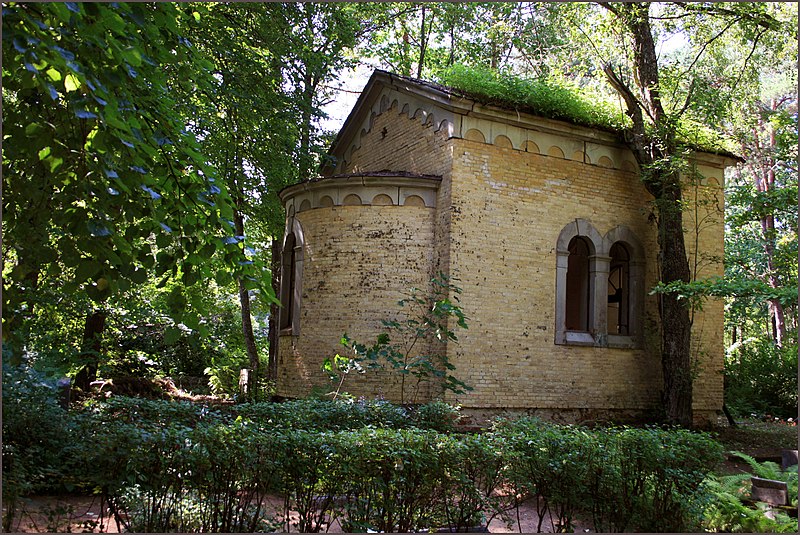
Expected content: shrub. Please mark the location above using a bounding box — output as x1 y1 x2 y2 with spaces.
77 418 281 532
496 418 592 532
494 418 724 532
0 362 99 531
410 400 461 433
334 428 446 532
725 339 798 418
437 432 513 530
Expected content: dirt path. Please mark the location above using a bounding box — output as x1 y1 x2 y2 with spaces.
4 493 590 533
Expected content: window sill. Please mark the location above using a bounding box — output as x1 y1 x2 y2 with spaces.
279 327 297 337
560 331 595 346
555 331 639 349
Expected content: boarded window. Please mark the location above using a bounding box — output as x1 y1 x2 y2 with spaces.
565 237 591 331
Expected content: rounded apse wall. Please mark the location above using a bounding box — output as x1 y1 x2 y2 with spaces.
276 173 442 401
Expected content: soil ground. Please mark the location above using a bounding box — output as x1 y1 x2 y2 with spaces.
4 493 587 533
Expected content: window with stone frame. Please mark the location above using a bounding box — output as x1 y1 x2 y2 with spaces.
555 220 643 347
607 242 630 335
279 217 304 335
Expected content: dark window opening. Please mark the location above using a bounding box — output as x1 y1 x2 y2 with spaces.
565 236 591 331
280 233 296 330
607 242 630 335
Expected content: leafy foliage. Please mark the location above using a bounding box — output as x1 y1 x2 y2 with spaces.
724 340 798 418
2 3 268 324
494 418 724 532
703 452 798 532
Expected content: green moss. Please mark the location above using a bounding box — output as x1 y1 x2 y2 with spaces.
436 64 629 132
435 64 737 157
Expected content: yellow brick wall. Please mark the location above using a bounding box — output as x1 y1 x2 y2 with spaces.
681 170 726 421
276 205 438 401
440 138 724 423
343 102 451 178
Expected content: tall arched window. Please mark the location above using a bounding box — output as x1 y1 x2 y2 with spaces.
607 243 630 335
279 232 296 331
279 218 304 335
555 219 602 346
565 237 591 331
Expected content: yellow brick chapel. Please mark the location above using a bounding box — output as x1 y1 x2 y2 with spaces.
275 70 735 426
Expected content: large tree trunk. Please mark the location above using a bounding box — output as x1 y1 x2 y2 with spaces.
656 184 694 426
602 2 695 426
74 310 106 391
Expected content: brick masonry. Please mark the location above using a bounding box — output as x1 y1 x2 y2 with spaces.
277 77 729 426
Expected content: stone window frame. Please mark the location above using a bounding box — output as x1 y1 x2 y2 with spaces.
555 219 644 348
279 214 304 336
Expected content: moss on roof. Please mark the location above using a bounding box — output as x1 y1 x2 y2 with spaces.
433 65 737 157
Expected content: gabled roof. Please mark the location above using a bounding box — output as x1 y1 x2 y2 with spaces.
320 69 739 177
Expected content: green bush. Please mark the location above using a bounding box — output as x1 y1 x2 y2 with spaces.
76 418 282 532
333 428 446 532
85 396 229 428
4 390 731 533
725 339 798 418
494 418 724 532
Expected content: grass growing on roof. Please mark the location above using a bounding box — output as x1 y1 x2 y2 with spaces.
435 64 736 156
436 64 630 132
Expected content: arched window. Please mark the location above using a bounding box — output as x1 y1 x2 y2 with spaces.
279 232 296 331
555 219 602 346
279 218 304 335
555 220 642 348
607 243 630 335
565 237 591 331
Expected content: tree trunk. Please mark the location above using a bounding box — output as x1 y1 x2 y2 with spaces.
755 106 788 346
74 310 106 391
656 184 694 427
233 208 260 396
602 2 695 426
417 5 428 79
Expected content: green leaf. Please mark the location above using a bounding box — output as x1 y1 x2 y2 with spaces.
164 326 182 345
46 68 62 82
75 260 100 282
38 146 51 160
48 156 64 173
64 73 80 92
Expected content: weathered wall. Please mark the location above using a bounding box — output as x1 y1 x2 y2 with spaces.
681 161 727 424
440 135 725 425
341 101 452 178
276 204 438 401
